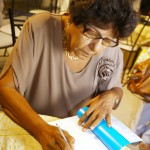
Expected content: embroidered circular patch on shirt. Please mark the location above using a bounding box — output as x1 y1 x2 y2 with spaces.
97 57 116 81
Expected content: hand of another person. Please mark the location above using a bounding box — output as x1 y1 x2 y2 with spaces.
78 89 119 131
139 142 150 150
35 124 75 150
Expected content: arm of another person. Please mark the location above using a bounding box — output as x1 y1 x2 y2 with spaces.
0 67 74 150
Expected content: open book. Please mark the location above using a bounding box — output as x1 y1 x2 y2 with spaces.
48 107 142 150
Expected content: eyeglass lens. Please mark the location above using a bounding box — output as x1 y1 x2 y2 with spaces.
82 25 118 47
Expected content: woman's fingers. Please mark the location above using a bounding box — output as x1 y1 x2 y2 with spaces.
89 113 104 130
48 127 75 150
78 107 112 131
53 131 74 150
55 134 68 149
48 140 61 150
79 108 105 131
105 114 111 127
78 106 95 126
82 113 98 130
63 130 75 148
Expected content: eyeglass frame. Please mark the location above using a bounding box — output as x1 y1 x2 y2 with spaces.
81 25 119 47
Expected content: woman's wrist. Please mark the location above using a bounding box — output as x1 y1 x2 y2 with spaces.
110 87 123 109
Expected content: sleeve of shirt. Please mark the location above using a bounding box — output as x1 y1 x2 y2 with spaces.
0 19 35 95
105 49 123 90
0 13 54 96
12 19 34 95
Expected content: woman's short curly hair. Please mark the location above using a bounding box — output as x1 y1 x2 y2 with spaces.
69 0 139 39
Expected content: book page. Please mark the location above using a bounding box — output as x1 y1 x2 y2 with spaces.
48 116 108 150
111 115 142 143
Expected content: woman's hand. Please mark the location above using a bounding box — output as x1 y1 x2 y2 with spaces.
35 124 75 150
78 88 122 131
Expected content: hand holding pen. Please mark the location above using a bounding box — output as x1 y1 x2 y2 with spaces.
56 123 75 149
35 123 74 150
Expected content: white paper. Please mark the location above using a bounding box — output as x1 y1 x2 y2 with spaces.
111 115 142 143
48 115 142 150
48 116 108 150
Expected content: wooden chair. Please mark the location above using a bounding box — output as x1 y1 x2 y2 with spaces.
120 15 150 84
8 8 26 46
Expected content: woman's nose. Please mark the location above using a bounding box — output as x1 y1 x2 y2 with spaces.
91 39 102 53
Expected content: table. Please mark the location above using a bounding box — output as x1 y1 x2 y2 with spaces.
0 111 59 150
0 24 21 37
0 111 141 150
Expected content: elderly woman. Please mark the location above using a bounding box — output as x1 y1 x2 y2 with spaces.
0 0 139 149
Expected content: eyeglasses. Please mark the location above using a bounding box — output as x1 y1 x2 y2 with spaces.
82 25 118 47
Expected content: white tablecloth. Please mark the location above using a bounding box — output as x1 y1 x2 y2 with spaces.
0 111 59 150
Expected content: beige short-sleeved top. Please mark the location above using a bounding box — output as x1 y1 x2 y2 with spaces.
0 13 123 118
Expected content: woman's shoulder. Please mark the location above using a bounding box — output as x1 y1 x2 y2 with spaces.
103 46 123 60
26 13 62 28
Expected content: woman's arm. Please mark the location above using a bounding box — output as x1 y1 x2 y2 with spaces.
0 67 74 150
111 87 123 109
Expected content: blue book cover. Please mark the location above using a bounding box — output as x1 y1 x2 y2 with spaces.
77 107 142 150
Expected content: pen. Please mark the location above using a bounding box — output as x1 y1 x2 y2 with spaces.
56 123 70 145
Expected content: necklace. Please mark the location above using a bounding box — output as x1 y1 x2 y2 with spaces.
64 50 79 61
62 21 79 61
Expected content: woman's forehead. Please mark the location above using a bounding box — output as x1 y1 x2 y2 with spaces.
88 25 116 38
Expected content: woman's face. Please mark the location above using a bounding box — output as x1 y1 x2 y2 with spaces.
68 24 117 59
